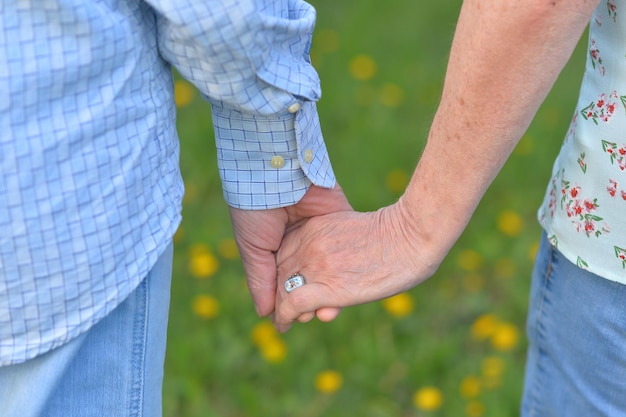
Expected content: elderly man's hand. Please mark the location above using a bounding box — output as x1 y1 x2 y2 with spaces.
228 184 352 317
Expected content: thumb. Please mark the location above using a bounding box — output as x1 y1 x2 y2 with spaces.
291 184 353 220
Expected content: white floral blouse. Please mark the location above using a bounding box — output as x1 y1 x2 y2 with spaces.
538 0 626 284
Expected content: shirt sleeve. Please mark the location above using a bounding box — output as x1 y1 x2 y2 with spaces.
147 0 336 209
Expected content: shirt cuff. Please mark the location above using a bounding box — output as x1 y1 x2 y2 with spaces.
212 100 336 210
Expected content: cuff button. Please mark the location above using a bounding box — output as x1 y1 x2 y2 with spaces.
287 102 301 114
303 149 314 163
270 155 285 169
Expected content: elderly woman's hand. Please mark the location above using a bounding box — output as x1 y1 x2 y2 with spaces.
272 200 444 332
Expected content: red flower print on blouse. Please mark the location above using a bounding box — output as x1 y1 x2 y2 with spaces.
584 198 598 211
561 174 608 238
589 39 606 75
615 246 626 269
607 179 618 197
606 179 626 201
607 0 617 22
540 174 559 223
581 91 626 124
602 140 626 171
577 153 587 173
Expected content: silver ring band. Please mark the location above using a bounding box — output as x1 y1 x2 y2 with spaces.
284 273 305 293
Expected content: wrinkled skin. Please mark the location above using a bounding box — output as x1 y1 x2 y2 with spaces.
228 184 351 319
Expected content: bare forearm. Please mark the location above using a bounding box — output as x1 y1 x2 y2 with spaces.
271 0 603 330
401 0 600 258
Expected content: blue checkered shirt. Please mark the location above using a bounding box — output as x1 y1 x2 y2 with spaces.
0 0 335 365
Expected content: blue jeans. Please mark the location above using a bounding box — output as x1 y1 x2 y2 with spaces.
522 234 626 416
0 243 173 417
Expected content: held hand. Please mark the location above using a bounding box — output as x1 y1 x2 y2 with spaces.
273 202 444 332
228 184 352 317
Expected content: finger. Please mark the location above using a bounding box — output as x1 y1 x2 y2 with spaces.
228 207 287 317
242 251 278 317
297 312 316 323
315 307 342 322
273 282 334 332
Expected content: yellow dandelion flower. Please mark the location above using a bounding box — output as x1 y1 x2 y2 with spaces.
382 293 414 318
481 356 505 379
490 322 520 352
174 80 194 108
217 238 239 260
470 314 500 341
459 376 481 399
497 210 523 237
466 401 485 417
315 28 339 54
315 370 343 394
494 258 516 279
191 294 220 319
251 321 279 347
189 244 219 278
413 386 443 412
379 83 405 108
259 338 287 363
250 320 287 363
386 169 409 194
529 240 540 261
349 54 377 81
462 273 485 293
458 249 483 272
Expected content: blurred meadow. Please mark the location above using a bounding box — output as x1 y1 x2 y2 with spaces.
164 0 589 416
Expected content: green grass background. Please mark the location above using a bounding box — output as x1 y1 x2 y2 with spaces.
164 1 589 415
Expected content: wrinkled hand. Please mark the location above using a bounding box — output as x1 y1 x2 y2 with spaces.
228 184 352 317
272 201 445 332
